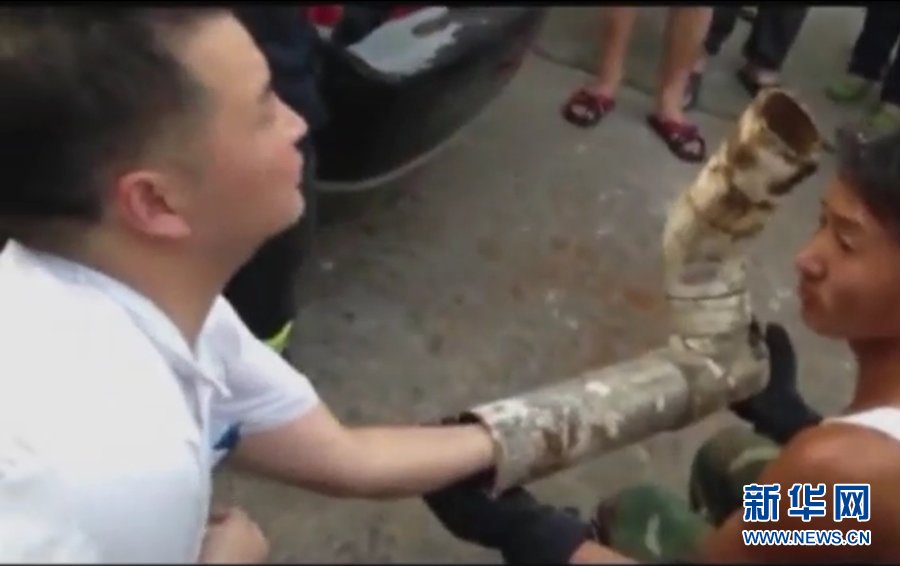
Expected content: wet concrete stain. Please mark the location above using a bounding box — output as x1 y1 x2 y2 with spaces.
620 286 665 314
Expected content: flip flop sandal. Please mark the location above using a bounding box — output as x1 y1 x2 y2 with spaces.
683 71 703 112
864 105 900 136
826 74 875 104
647 115 707 163
562 88 616 128
735 66 780 98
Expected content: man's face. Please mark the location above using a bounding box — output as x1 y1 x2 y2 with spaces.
164 13 306 259
794 176 900 340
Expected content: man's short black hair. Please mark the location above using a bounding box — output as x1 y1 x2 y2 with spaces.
0 8 228 234
836 125 900 239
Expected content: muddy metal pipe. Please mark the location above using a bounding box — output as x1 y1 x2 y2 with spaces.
456 89 823 494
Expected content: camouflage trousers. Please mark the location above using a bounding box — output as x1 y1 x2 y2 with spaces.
593 425 781 563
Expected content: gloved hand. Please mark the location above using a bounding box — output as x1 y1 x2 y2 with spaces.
422 472 591 564
730 321 822 444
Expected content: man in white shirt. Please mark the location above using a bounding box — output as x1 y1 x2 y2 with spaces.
0 8 494 562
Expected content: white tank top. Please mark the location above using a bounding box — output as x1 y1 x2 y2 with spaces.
827 407 900 444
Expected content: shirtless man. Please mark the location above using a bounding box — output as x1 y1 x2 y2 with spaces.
423 126 900 563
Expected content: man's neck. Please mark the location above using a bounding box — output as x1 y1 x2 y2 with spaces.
29 231 230 350
848 337 900 413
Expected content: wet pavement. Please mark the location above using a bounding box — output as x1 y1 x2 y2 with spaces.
214 7 862 562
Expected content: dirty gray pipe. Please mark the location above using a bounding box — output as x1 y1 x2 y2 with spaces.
455 89 823 494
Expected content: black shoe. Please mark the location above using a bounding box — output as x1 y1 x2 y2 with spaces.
683 71 703 111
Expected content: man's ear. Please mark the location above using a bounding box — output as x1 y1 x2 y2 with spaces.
111 171 192 239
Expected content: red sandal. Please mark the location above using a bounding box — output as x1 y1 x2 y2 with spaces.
646 114 707 163
562 88 616 128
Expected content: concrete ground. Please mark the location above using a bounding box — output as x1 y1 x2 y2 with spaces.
215 7 866 562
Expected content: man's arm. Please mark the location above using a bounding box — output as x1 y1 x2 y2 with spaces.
230 404 495 498
699 424 899 562
211 298 495 498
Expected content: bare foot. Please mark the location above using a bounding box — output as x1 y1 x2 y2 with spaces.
581 79 619 101
657 84 688 124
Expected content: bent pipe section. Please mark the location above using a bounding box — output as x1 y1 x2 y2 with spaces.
456 89 823 494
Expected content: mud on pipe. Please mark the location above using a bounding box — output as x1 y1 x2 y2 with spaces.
455 89 823 494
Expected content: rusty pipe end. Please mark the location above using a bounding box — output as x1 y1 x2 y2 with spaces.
663 89 824 333
754 89 822 164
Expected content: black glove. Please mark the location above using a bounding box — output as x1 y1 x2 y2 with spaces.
730 321 823 444
422 472 591 564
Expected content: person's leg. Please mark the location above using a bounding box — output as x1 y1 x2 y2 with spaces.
688 424 781 526
648 7 712 162
562 7 636 127
849 7 900 80
865 57 900 136
702 6 741 62
223 142 317 355
591 484 712 563
738 6 808 89
590 7 639 99
828 6 900 103
685 6 739 110
879 56 900 108
866 10 900 135
228 8 325 354
224 231 300 352
656 7 712 123
590 425 779 562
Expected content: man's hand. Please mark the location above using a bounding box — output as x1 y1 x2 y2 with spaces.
422 472 591 564
199 506 269 564
730 322 822 444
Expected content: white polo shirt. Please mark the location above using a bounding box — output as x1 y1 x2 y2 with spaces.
0 240 320 562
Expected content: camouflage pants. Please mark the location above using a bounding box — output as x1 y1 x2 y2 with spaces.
594 425 781 563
